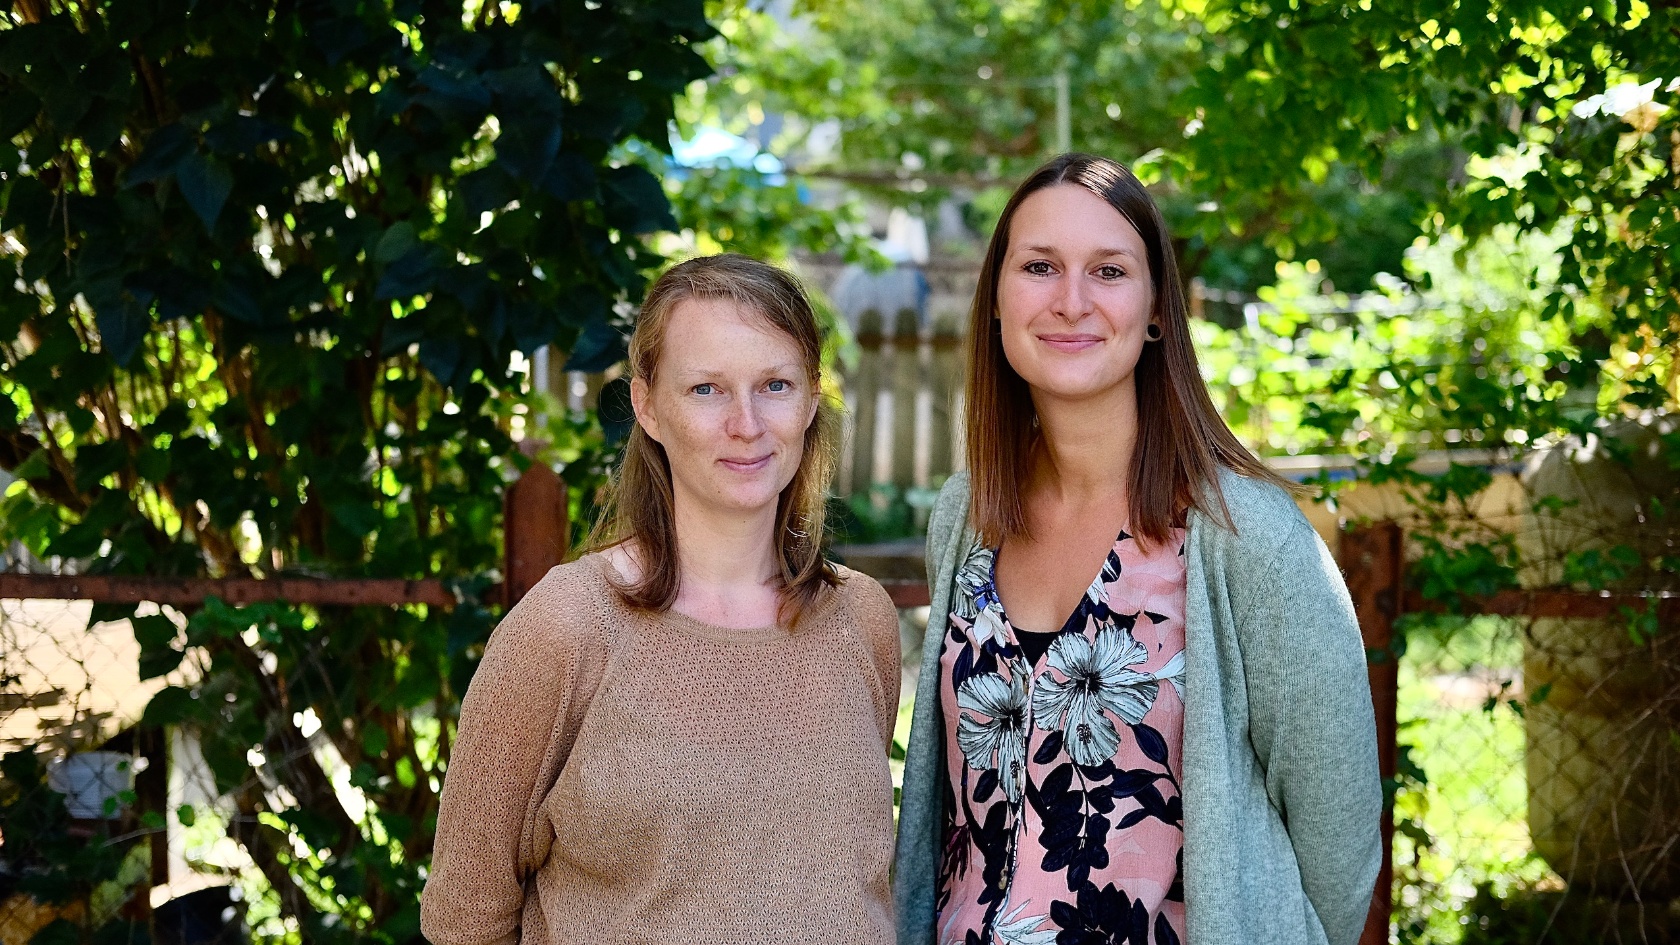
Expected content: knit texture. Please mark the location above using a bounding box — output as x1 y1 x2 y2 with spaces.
421 554 902 945
894 469 1382 945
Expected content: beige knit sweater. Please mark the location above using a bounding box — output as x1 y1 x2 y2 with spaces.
420 554 902 945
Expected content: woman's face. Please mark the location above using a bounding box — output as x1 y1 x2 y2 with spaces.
996 184 1156 405
631 296 818 524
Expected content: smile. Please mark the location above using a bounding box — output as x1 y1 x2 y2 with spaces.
719 455 773 473
1037 333 1104 352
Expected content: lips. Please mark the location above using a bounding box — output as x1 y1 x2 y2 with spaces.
719 454 773 473
1038 333 1104 352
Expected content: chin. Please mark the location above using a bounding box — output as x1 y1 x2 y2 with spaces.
1024 372 1125 401
712 482 788 515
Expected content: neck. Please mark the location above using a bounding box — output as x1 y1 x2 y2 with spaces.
671 499 783 591
1029 381 1139 503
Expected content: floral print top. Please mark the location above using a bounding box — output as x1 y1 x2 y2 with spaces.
936 528 1188 945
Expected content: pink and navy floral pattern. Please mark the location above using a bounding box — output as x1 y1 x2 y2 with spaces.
936 528 1188 945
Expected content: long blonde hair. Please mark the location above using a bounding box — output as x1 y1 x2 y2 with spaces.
588 254 842 626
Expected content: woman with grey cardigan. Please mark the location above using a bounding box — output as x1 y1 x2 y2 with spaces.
893 153 1382 945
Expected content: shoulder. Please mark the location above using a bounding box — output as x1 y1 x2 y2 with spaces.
927 471 973 549
1193 469 1353 622
1196 466 1315 554
485 555 614 660
831 564 899 633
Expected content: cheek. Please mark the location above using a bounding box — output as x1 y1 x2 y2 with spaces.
656 403 723 455
766 398 816 442
1102 284 1154 328
996 277 1038 325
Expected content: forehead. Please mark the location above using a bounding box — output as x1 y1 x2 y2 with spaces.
1008 184 1146 256
654 295 809 374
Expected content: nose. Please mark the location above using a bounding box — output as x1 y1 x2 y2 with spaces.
1052 273 1088 322
726 394 765 440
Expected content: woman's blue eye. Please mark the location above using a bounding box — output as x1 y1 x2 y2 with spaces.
693 383 715 395
766 379 791 393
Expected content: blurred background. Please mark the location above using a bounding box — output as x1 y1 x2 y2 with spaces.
0 1 1674 942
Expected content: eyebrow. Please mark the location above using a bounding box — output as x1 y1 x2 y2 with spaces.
1018 244 1142 261
673 363 804 380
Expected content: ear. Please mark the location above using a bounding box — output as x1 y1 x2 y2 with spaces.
804 386 820 431
630 376 661 443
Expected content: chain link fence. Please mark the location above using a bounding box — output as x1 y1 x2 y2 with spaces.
1391 607 1680 945
1 596 258 945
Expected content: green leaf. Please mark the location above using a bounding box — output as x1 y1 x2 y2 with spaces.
375 221 419 264
176 804 196 827
601 164 677 235
123 124 194 187
135 447 169 482
394 755 417 789
362 724 388 758
135 613 184 680
138 646 184 680
72 440 128 492
562 318 625 372
375 249 437 300
132 613 177 649
142 686 201 727
0 86 39 142
175 151 233 233
11 448 52 481
66 406 96 436
92 296 150 366
328 499 383 537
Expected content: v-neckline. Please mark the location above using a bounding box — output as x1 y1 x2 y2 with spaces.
987 528 1126 654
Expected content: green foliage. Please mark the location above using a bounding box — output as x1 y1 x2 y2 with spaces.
1189 0 1678 427
0 750 150 942
655 156 883 266
1197 232 1585 458
695 0 1447 291
830 481 941 544
0 0 710 939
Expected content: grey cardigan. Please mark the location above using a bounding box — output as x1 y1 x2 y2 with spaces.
894 469 1382 945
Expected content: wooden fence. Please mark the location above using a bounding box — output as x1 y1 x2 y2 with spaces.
838 329 965 496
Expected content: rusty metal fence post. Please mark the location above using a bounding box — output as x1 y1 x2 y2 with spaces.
503 461 569 609
1341 522 1403 945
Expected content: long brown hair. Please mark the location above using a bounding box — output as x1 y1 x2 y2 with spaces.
588 253 842 626
965 153 1290 548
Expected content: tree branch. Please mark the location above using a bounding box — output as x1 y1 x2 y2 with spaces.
14 0 49 24
227 787 323 926
0 429 89 514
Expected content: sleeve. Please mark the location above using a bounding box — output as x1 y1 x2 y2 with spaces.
1231 520 1384 945
856 578 903 750
894 473 970 945
420 570 591 945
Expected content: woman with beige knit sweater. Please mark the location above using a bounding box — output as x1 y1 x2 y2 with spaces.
420 254 901 945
